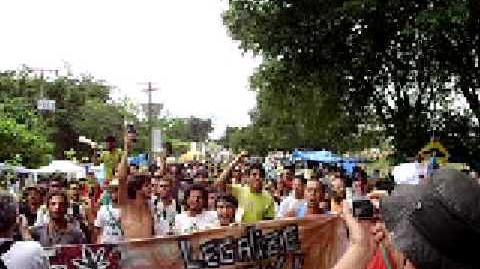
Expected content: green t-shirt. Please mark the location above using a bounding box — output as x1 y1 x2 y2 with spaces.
100 149 123 180
232 184 275 223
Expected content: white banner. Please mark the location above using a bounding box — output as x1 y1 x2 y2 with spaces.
152 128 163 153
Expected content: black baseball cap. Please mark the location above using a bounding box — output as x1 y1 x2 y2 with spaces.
380 169 480 269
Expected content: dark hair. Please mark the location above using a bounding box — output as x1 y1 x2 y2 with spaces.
353 173 368 185
185 184 207 201
195 168 209 178
249 163 265 178
216 194 238 209
308 179 324 192
0 192 18 232
294 175 308 185
206 187 218 195
155 175 172 184
68 181 80 188
284 166 294 172
47 191 69 208
50 176 65 187
26 186 40 194
106 136 116 142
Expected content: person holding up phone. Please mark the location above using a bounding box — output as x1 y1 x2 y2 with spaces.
332 169 480 269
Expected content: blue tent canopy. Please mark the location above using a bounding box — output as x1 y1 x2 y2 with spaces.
128 154 148 166
292 150 341 163
292 150 361 175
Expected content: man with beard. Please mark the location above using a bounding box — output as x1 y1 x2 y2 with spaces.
67 182 90 242
298 179 326 217
151 175 179 236
232 163 275 223
111 131 155 240
230 165 242 184
330 174 347 214
206 187 218 212
19 187 42 227
31 191 86 247
276 175 307 218
175 184 218 233
94 182 124 243
281 167 294 192
215 194 238 226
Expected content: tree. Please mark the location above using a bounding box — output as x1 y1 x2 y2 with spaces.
0 67 132 161
224 0 479 168
0 98 53 167
185 117 213 142
131 116 208 156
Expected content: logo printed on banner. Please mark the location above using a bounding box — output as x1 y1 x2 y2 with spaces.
179 225 303 269
72 245 110 269
48 244 120 269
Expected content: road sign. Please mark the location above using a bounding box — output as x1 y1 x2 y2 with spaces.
37 99 56 111
152 128 163 153
141 103 163 117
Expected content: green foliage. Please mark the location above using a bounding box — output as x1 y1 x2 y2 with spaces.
0 97 53 167
224 0 479 168
0 68 133 166
132 116 212 156
72 99 126 145
0 67 217 166
0 113 53 168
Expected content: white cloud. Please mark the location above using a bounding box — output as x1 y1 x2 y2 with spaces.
0 0 260 138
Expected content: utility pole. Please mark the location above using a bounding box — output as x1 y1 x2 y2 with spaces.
141 82 159 161
28 67 59 98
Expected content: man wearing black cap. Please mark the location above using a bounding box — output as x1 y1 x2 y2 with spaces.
333 169 480 269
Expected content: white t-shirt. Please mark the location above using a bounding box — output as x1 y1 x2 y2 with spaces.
175 210 219 234
34 206 49 227
94 205 123 243
0 240 49 269
152 198 177 236
276 195 307 218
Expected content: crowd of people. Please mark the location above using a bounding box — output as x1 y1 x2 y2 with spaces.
0 132 479 269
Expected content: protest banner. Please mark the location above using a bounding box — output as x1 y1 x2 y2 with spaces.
47 216 345 269
47 244 121 269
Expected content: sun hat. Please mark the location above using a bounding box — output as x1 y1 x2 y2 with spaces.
380 169 480 269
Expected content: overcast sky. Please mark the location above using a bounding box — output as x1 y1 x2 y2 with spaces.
0 0 261 138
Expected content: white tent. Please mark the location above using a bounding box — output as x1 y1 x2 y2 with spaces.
37 160 86 179
392 162 425 185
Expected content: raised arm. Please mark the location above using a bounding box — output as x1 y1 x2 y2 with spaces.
216 151 248 186
117 132 135 205
331 203 374 269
